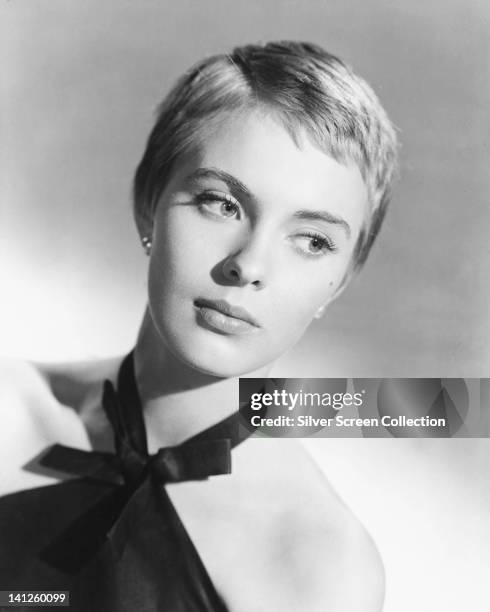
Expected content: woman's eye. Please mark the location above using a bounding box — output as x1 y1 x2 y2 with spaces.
196 192 241 219
220 200 239 217
293 233 337 257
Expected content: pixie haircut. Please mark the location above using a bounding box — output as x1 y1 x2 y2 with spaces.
134 41 398 271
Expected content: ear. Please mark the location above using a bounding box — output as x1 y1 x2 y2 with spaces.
134 202 156 257
135 209 153 243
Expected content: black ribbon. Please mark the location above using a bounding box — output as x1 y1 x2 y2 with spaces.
37 353 238 573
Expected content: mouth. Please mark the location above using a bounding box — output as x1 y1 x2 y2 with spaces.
194 298 261 335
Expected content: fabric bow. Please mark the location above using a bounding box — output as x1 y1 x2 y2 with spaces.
38 367 235 572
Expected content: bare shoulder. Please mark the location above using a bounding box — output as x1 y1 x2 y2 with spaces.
0 356 119 495
0 358 66 445
226 439 385 611
275 485 385 612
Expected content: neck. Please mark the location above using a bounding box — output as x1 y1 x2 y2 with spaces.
133 308 270 451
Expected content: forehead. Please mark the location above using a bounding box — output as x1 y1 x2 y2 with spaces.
173 111 368 234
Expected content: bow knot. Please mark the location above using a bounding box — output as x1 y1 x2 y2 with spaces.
36 356 242 574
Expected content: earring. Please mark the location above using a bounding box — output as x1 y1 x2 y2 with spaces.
141 236 152 256
314 305 326 319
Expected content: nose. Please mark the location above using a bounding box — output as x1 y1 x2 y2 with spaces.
222 236 267 289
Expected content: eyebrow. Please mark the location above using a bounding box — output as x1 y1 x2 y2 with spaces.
187 166 351 238
186 167 255 202
293 210 351 238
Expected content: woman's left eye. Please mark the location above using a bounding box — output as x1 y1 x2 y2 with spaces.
292 232 337 257
195 192 241 219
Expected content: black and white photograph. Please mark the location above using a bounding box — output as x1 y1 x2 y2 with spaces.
1 1 489 611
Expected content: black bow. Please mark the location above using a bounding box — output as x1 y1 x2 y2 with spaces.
38 356 237 573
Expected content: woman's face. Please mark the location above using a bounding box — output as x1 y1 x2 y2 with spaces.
145 111 367 377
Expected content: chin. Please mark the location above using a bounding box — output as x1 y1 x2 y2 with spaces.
168 331 273 379
185 359 251 379
185 346 269 379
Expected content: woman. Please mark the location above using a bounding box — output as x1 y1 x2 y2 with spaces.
0 41 397 611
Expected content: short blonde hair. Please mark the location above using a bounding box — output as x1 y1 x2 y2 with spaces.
134 41 398 271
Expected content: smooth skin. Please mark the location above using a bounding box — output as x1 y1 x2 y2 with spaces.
1 110 384 611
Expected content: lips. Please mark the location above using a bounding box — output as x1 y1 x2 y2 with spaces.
194 298 261 335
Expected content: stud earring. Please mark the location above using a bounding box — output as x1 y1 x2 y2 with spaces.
314 305 327 319
141 236 152 256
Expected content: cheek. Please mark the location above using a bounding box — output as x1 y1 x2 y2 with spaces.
277 295 320 330
150 212 213 290
262 284 327 352
272 260 347 322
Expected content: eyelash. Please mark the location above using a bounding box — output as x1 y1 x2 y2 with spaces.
294 231 337 257
195 191 241 219
194 191 337 258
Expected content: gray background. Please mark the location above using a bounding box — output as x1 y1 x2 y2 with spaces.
1 3 489 611
1 0 489 376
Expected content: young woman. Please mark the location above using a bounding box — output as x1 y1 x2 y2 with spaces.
0 41 397 611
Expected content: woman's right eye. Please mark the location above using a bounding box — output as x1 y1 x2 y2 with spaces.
195 192 241 220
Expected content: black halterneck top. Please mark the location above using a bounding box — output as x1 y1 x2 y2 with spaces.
0 353 248 611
